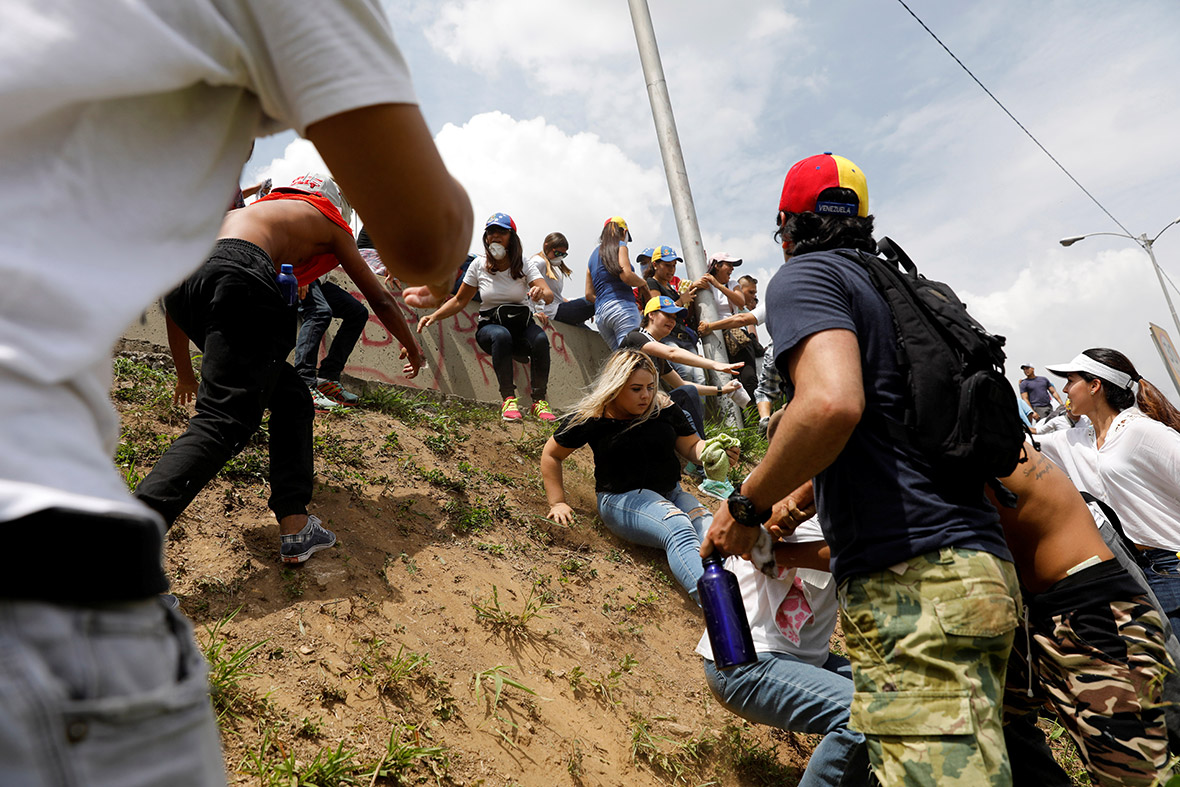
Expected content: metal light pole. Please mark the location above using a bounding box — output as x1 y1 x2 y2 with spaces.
627 0 741 428
1060 216 1180 397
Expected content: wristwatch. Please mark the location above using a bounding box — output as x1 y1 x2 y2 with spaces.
727 485 771 528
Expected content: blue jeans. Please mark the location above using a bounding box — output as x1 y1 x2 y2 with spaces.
1141 548 1180 633
704 652 873 787
0 599 225 786
596 485 710 601
595 298 641 350
294 280 369 387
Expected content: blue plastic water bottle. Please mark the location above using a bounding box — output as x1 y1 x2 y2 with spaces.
698 552 756 669
276 263 298 306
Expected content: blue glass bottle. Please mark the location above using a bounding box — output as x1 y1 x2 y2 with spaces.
276 263 298 306
698 553 756 669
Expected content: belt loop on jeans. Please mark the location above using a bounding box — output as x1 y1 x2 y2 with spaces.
936 547 956 565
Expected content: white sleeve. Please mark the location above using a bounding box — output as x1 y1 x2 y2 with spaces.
215 0 419 134
523 256 546 284
752 301 767 325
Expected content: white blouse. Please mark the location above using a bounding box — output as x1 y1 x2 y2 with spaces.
1037 407 1180 550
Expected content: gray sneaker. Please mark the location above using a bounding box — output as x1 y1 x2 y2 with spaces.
309 387 338 412
280 515 337 563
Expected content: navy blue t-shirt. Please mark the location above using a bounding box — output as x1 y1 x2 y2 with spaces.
765 249 1010 583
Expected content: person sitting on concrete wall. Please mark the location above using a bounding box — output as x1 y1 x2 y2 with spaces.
417 212 556 422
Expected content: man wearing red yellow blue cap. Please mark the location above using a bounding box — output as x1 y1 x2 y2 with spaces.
702 153 1019 787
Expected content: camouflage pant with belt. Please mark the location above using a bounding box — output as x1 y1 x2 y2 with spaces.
839 547 1020 787
1004 558 1174 787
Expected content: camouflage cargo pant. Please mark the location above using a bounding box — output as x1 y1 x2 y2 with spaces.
1004 559 1173 787
839 547 1020 787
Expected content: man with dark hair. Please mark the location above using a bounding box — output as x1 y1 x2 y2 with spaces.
703 153 1019 787
1019 364 1063 420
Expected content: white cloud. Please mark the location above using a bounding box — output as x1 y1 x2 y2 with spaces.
432 110 670 281
960 247 1180 400
247 138 328 192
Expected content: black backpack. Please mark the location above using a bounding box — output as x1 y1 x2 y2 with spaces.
836 237 1027 484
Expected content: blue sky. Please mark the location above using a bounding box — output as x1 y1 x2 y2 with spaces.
247 0 1180 398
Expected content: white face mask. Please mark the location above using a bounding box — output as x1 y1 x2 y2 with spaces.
488 242 507 260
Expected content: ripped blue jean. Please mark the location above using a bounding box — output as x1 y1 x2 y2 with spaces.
596 484 711 602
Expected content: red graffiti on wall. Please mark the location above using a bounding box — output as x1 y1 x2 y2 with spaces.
337 284 601 398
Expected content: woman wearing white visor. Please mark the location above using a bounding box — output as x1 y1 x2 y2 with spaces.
1037 348 1180 629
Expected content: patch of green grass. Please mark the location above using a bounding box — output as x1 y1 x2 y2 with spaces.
355 638 432 699
714 723 797 785
629 713 714 784
472 585 558 635
475 541 506 556
419 466 466 492
280 567 306 599
471 665 546 747
443 498 492 532
363 386 498 427
313 432 367 467
240 723 448 786
200 606 268 719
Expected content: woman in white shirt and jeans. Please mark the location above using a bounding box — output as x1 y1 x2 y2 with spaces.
1037 347 1180 630
418 213 555 422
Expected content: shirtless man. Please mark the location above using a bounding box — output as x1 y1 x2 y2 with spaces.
989 449 1172 787
765 437 1172 786
135 174 422 564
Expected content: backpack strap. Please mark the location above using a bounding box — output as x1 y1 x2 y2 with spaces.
1080 490 1142 563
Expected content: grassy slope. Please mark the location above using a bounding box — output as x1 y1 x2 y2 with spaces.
110 352 1088 786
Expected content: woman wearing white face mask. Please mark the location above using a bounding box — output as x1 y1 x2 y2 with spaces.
528 231 594 327
418 213 556 422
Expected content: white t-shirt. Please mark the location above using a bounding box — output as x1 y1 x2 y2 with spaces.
528 253 566 319
695 519 838 667
1037 407 1180 550
709 284 740 319
463 255 545 310
0 0 417 522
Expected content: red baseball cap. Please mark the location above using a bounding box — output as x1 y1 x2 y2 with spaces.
777 153 868 218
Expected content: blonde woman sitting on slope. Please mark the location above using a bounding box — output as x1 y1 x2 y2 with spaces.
541 350 739 601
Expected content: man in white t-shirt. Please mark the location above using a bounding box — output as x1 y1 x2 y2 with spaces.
0 2 471 783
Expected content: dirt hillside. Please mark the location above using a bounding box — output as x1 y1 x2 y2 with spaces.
111 349 818 786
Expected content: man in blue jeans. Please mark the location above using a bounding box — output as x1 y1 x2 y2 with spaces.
702 153 1018 787
295 278 369 407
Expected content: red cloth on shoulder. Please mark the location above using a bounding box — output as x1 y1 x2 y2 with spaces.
254 192 352 286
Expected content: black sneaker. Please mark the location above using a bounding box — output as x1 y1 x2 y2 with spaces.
280 515 337 563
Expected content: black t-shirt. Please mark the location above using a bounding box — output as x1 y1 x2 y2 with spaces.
553 405 695 493
645 277 698 340
357 227 375 250
619 329 671 376
765 249 1010 583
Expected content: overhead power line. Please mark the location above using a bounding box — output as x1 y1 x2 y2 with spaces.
894 0 1134 238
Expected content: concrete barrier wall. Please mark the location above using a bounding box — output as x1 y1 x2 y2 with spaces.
119 275 613 411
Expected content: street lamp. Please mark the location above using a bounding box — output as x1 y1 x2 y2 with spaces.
1059 216 1180 346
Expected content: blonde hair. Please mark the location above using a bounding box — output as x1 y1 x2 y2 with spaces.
564 350 670 430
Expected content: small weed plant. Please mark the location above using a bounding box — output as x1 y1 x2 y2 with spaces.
472 584 558 636
200 606 268 719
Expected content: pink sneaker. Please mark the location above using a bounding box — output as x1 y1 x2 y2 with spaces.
531 399 557 422
501 396 523 421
